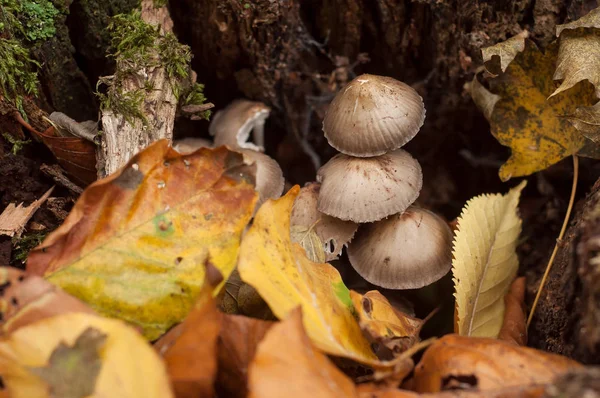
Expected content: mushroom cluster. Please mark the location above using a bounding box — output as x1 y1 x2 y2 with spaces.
315 74 453 290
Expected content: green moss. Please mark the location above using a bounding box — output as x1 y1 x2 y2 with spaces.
2 132 31 154
183 83 211 120
1 0 59 42
12 231 48 264
153 0 168 8
0 38 39 112
98 10 210 124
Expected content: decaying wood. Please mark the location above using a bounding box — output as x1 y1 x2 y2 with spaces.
0 187 53 238
97 0 181 178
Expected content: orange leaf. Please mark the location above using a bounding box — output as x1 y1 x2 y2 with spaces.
26 140 257 339
216 314 274 398
412 334 581 393
248 308 358 398
0 267 95 335
357 384 545 397
498 277 527 345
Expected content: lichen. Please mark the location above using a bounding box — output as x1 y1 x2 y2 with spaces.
97 10 210 124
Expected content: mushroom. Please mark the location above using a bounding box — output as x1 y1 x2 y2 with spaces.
290 182 358 261
172 137 213 154
209 99 271 151
316 148 422 223
322 74 425 157
236 149 285 208
347 206 453 290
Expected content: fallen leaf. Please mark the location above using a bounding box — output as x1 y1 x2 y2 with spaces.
452 181 526 338
0 267 95 335
27 140 257 339
556 6 600 36
237 186 381 366
0 312 173 398
290 182 357 261
220 269 274 319
217 314 274 398
248 308 358 398
411 334 581 394
551 32 600 98
290 224 327 263
350 290 423 360
482 30 530 75
469 74 500 121
563 102 600 142
357 384 545 397
29 327 107 398
0 187 53 238
497 277 527 345
475 40 597 181
154 269 222 398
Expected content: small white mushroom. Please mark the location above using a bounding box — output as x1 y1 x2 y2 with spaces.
209 99 271 151
290 182 358 261
323 74 425 157
172 137 213 154
236 148 284 208
316 148 422 223
347 206 453 290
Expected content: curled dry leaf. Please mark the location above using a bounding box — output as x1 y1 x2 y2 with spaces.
290 182 358 261
563 102 600 143
154 270 222 398
0 267 95 335
453 181 525 338
412 334 582 394
217 314 274 398
497 277 527 346
473 40 597 181
482 30 530 75
350 290 423 360
0 312 173 398
27 140 257 339
248 308 358 398
238 186 386 367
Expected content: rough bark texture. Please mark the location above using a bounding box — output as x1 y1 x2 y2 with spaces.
98 0 178 177
527 178 600 364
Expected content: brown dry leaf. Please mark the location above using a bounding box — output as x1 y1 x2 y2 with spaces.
248 308 358 398
497 277 527 345
474 40 598 181
551 7 600 97
0 267 95 335
563 102 600 143
217 314 274 398
290 225 327 263
482 30 530 75
411 334 582 394
27 140 257 340
350 290 423 360
0 312 173 398
357 384 545 397
154 271 222 398
290 182 357 261
0 187 53 238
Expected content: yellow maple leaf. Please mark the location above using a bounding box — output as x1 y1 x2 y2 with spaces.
26 140 257 339
238 186 389 367
473 40 597 181
0 313 173 398
452 181 526 338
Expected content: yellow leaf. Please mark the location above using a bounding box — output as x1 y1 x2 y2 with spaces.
476 40 597 181
350 290 422 360
27 140 257 339
237 186 380 366
290 225 326 263
0 312 173 398
481 30 529 75
452 181 526 338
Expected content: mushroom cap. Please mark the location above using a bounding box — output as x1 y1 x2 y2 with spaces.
316 149 422 223
347 206 453 290
290 182 358 261
209 99 270 151
172 137 213 154
323 74 425 157
236 149 285 207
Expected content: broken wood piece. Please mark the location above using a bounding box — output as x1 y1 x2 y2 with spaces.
0 187 54 238
40 164 84 195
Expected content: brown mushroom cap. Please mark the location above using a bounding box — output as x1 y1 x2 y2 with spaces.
290 182 358 261
172 138 212 154
316 149 422 223
236 149 285 207
323 74 425 157
347 206 453 290
209 99 270 151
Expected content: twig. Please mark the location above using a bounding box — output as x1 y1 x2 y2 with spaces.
40 164 84 195
527 155 579 329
